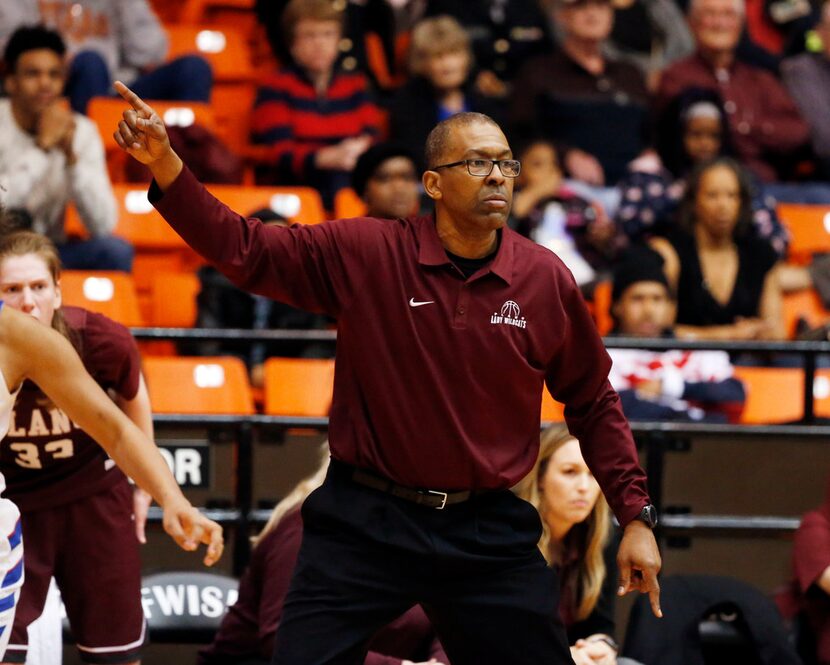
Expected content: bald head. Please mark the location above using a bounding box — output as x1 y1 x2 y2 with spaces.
425 112 502 169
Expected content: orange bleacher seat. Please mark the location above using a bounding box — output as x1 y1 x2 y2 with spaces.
144 356 254 414
264 358 334 417
782 287 830 338
148 272 200 327
778 203 830 264
541 389 566 422
166 25 254 82
333 188 368 220
206 185 326 225
60 271 144 327
732 366 805 424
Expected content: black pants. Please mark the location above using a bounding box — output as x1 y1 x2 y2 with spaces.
271 460 574 665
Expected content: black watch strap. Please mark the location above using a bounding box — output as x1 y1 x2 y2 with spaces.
636 504 658 528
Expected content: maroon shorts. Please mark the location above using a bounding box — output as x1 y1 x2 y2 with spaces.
5 479 145 664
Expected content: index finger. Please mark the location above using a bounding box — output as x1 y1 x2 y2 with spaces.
203 522 224 566
643 567 663 618
114 80 154 115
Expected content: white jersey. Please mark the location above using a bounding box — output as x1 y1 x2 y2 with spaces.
0 302 25 659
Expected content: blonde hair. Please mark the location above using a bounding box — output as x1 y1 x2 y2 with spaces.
515 423 611 621
282 0 344 45
0 230 73 343
252 443 330 548
408 15 471 78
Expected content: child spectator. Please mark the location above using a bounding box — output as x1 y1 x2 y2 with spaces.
0 26 131 271
389 15 503 172
251 0 382 209
648 158 784 340
513 139 625 288
351 143 421 219
607 247 746 421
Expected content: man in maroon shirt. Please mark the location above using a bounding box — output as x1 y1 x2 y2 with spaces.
113 81 662 665
656 0 810 182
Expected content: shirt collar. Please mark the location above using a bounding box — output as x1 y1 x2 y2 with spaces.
414 214 514 285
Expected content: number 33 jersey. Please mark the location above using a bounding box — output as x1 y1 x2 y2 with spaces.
0 307 141 511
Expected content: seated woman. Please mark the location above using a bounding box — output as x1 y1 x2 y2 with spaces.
389 14 502 171
616 90 789 259
515 424 643 665
513 138 626 289
648 157 785 340
198 447 447 665
778 472 830 665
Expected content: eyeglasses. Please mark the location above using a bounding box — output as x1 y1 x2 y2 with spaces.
432 158 522 178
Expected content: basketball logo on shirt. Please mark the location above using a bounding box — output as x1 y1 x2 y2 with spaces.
490 301 527 329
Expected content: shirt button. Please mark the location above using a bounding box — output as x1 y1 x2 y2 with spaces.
457 306 466 315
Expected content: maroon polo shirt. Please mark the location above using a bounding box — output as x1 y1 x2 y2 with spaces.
151 168 650 526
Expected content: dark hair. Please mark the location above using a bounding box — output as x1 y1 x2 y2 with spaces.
677 157 754 238
424 112 501 169
3 25 66 73
656 87 734 177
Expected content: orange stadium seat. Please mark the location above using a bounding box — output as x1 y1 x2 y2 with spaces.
206 185 326 225
778 203 830 264
732 366 805 424
60 271 145 327
166 25 254 82
148 272 201 327
264 358 335 417
334 188 368 219
541 389 566 422
144 356 254 414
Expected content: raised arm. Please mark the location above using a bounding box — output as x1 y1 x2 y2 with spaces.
0 306 223 566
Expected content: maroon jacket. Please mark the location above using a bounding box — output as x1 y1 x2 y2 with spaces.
151 169 650 526
656 52 810 182
198 509 447 664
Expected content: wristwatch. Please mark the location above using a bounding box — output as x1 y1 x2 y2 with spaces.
635 504 658 529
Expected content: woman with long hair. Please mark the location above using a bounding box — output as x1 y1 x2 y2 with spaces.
516 424 640 665
648 157 784 340
0 225 222 661
199 446 447 665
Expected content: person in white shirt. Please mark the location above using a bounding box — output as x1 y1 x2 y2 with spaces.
0 26 132 272
608 247 746 422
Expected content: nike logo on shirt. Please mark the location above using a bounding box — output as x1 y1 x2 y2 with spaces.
409 298 435 307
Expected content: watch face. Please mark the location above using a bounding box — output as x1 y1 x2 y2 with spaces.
641 504 658 528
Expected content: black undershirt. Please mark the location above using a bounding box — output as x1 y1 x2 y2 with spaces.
446 247 498 279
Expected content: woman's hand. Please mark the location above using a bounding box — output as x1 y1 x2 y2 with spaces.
162 497 224 566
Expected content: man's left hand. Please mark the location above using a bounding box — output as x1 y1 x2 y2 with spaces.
617 520 662 618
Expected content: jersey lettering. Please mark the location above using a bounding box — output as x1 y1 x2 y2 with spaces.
8 407 77 438
10 439 75 469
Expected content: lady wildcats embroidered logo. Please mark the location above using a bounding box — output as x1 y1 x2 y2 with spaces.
490 300 527 329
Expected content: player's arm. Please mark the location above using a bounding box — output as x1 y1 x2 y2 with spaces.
115 374 155 544
1 307 222 565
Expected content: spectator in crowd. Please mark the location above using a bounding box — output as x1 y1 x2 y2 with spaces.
389 15 503 172
424 0 554 97
254 0 401 95
514 424 645 665
0 26 132 272
0 230 154 664
510 0 651 189
782 0 830 179
649 157 784 340
607 247 746 422
778 471 830 665
351 143 421 219
194 210 331 388
251 0 381 209
198 446 448 665
0 0 213 115
616 89 789 258
655 0 811 184
605 0 695 88
513 139 625 288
